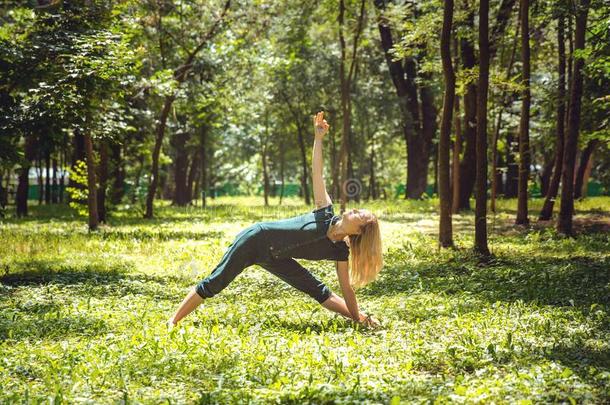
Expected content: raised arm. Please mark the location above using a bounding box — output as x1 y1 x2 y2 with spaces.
312 111 332 209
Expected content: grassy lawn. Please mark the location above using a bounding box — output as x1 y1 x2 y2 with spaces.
1 197 609 403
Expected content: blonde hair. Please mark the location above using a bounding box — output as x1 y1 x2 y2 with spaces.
348 214 383 288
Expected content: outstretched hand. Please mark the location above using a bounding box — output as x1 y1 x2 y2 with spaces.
313 111 329 138
358 313 382 329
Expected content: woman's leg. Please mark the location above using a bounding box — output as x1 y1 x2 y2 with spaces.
257 257 332 303
168 224 261 326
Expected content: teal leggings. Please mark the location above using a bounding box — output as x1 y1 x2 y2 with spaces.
195 224 332 303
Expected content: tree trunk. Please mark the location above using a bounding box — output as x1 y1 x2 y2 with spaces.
110 142 125 205
338 0 366 211
16 135 36 217
505 130 518 197
146 95 175 217
539 54 565 222
261 142 270 207
132 154 144 204
516 0 531 225
144 0 230 218
172 129 190 206
404 57 427 199
451 94 462 213
37 158 43 205
369 132 377 200
557 0 589 235
84 131 99 231
69 128 85 203
59 134 67 203
475 0 490 255
539 159 554 197
45 150 51 204
439 0 455 248
574 139 598 199
52 157 58 203
457 14 477 211
374 0 427 201
420 71 437 196
186 147 200 203
279 138 285 205
97 140 108 223
491 17 520 212
200 126 208 208
296 123 311 206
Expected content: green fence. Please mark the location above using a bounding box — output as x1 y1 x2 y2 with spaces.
24 180 608 201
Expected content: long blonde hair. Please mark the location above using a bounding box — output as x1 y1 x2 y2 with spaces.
348 214 383 288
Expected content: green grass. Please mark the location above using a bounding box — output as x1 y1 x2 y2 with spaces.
1 197 609 403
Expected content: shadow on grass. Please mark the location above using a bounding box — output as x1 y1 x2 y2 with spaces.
547 342 610 389
363 253 610 309
0 313 108 341
0 259 188 301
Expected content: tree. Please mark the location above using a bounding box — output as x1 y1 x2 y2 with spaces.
144 0 231 218
539 9 567 221
557 0 590 235
439 0 455 248
516 0 531 225
337 0 366 211
475 0 490 255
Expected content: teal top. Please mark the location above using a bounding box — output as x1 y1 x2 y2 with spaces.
258 204 350 262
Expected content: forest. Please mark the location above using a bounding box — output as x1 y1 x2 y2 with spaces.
0 0 609 403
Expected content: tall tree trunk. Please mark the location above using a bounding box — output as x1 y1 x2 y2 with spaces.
451 94 462 213
132 154 144 204
516 0 531 225
338 0 366 211
144 0 230 218
374 0 426 201
278 89 310 206
457 12 477 211
369 132 377 200
0 171 4 210
574 139 598 199
558 0 589 235
59 134 67 203
475 0 490 255
16 135 36 217
293 123 311 205
44 150 51 204
420 71 437 197
110 142 125 205
84 131 99 231
439 0 455 248
69 128 85 203
37 158 43 205
491 17 520 212
200 126 208 208
97 140 108 223
404 57 427 199
186 148 200 203
146 95 175 217
505 130 518 197
172 129 190 206
539 159 554 197
451 36 462 214
52 157 58 203
279 138 285 205
261 143 270 206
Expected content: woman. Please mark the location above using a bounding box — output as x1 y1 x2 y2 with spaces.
168 112 383 328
